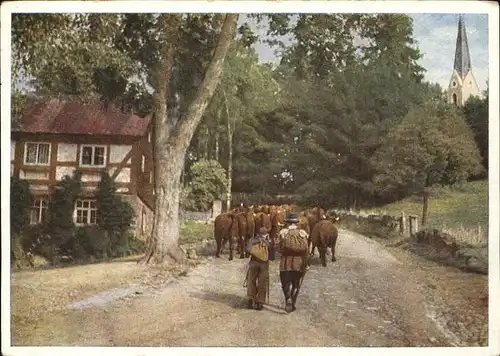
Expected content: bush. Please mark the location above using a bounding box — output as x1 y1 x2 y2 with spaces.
72 225 109 259
11 177 32 235
11 233 32 269
113 232 146 257
47 170 82 248
182 159 227 211
23 223 50 250
96 173 136 236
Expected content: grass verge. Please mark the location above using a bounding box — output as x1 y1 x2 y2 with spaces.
179 221 213 244
358 180 488 246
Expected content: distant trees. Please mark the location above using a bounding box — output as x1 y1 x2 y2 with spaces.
463 92 489 176
182 159 228 212
372 101 483 226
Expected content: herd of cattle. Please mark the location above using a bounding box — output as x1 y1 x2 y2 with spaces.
213 204 341 267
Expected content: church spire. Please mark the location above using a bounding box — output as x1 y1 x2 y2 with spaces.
453 14 472 79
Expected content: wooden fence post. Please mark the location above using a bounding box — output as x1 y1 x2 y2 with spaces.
408 215 419 235
400 212 406 236
212 200 222 219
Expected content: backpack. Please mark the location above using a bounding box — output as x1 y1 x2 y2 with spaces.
250 240 269 262
282 228 308 255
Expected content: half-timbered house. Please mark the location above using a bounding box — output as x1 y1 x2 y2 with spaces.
11 99 155 238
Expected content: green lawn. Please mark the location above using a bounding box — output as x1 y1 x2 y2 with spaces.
366 180 489 245
378 181 488 229
179 221 213 244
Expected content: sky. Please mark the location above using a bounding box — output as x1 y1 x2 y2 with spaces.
249 13 489 93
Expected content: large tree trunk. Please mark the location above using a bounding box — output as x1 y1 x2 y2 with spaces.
204 127 209 159
143 14 239 265
215 108 221 162
223 90 233 212
215 132 220 162
145 146 185 264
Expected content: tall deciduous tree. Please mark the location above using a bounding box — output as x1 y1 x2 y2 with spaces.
463 91 489 175
144 14 239 264
12 13 239 265
193 41 280 207
372 101 483 226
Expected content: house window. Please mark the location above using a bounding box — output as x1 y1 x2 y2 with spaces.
141 155 146 172
149 170 153 184
24 142 50 165
30 198 48 225
80 145 106 167
75 199 98 225
452 81 457 87
148 131 151 143
452 93 458 105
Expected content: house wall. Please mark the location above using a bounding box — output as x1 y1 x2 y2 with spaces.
11 132 155 229
447 71 464 106
132 122 155 211
461 71 480 105
11 133 141 196
447 70 481 106
121 194 155 240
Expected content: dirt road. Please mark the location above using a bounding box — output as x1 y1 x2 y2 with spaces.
12 229 464 347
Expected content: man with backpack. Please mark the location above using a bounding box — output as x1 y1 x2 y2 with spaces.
278 213 310 313
245 227 274 310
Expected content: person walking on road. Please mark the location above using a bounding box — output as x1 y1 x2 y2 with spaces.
245 227 273 310
278 213 310 313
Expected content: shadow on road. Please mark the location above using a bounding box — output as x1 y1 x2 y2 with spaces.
189 291 287 314
309 256 326 266
190 291 248 309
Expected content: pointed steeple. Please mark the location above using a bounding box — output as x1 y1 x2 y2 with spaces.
453 14 472 79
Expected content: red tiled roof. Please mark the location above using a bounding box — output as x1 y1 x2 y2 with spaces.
13 99 151 137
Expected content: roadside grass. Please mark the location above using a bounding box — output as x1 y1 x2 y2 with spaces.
179 221 213 244
11 259 151 344
360 180 489 246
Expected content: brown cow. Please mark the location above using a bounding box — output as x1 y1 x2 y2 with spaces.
244 211 256 257
306 207 326 234
261 212 272 232
236 212 248 259
214 213 239 260
298 214 310 235
269 208 285 242
310 218 339 267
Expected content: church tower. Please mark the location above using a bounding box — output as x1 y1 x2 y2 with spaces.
447 15 480 107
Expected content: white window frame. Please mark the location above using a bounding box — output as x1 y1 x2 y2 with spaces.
79 145 107 168
30 198 48 225
74 199 99 225
24 142 51 166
